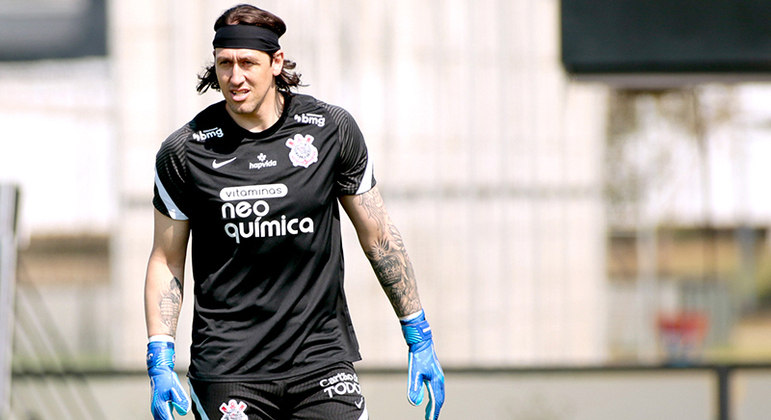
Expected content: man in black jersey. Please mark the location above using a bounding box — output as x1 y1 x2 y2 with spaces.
144 4 444 420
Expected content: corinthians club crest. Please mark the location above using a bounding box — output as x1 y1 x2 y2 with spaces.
219 399 247 420
286 134 319 168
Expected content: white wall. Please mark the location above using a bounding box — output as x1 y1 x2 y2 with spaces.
5 0 771 374
0 59 116 237
106 0 609 369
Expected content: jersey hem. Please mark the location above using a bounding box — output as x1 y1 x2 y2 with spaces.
185 355 362 383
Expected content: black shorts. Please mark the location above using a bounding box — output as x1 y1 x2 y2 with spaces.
188 362 368 420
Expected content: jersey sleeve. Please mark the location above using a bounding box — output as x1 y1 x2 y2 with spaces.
325 105 377 196
153 127 190 220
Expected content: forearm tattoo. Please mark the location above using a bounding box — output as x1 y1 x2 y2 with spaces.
159 276 182 335
359 191 421 317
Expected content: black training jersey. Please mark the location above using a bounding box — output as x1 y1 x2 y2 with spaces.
153 93 376 381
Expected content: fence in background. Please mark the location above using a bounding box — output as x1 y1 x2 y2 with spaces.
10 282 106 420
0 184 19 420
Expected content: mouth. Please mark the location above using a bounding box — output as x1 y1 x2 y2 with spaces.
229 88 250 102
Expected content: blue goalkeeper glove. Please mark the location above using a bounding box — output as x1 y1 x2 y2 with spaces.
147 340 190 420
400 310 445 420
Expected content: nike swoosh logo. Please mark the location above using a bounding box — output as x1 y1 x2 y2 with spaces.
212 157 237 169
355 397 364 409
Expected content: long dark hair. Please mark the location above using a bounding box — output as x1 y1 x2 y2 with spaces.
196 4 302 94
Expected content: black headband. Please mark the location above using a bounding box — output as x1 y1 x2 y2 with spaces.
212 25 281 52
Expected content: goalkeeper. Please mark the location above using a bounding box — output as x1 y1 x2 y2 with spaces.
143 3 444 420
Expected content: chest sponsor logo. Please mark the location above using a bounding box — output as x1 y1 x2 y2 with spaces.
293 112 326 127
192 127 224 142
219 184 314 243
249 153 277 170
219 184 286 201
219 399 247 420
286 134 319 168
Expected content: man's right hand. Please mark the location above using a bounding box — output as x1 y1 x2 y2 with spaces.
147 340 190 420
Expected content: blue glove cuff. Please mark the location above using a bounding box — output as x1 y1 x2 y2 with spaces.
400 311 433 350
146 340 190 419
147 341 176 371
400 310 445 419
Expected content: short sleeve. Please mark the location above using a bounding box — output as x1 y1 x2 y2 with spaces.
324 105 376 196
153 127 190 220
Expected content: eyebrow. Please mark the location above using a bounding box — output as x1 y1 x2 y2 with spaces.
216 52 264 61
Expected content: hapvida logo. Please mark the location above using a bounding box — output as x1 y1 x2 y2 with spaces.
249 153 277 170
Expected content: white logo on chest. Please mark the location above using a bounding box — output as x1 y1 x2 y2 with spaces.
212 157 236 169
286 134 318 168
293 113 326 127
193 127 224 142
249 153 277 170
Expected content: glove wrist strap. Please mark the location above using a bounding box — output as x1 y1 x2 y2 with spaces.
147 341 176 371
400 309 433 349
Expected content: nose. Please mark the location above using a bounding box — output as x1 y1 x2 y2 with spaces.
229 63 245 85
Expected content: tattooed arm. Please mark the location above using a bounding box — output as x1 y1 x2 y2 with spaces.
340 186 422 317
342 186 445 419
144 209 190 338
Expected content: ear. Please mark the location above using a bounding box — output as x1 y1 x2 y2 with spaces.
271 50 285 76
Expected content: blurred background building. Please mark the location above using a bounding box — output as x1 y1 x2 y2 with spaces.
2 0 771 419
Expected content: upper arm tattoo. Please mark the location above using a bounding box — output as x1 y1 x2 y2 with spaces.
357 188 387 230
159 276 182 336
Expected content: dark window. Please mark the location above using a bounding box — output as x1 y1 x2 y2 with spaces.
561 0 771 74
0 0 106 61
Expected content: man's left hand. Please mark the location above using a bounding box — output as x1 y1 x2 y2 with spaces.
401 310 445 420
